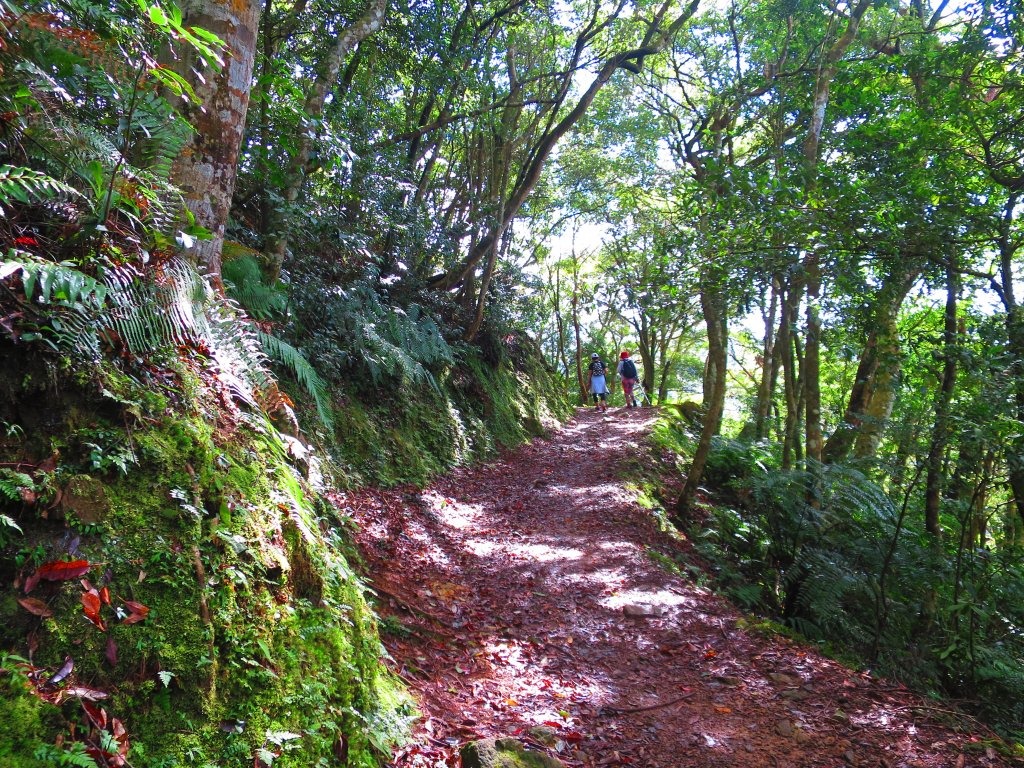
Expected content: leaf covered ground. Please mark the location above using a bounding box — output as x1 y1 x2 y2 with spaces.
332 408 1017 768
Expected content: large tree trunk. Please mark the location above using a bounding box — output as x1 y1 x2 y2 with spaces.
852 310 902 459
923 260 959 536
798 0 872 465
675 275 728 520
172 0 262 285
754 276 779 440
823 261 920 462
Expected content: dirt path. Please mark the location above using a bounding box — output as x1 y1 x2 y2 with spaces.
335 408 1013 768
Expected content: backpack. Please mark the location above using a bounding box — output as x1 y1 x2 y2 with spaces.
620 358 637 379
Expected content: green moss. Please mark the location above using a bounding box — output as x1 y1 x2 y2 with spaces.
0 663 55 767
1 401 412 767
0 332 566 767
324 344 569 487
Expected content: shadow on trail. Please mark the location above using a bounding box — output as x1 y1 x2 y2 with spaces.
346 408 1011 768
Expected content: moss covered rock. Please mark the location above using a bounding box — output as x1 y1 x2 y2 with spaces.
460 738 566 768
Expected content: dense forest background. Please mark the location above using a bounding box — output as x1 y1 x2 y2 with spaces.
3 0 1024 760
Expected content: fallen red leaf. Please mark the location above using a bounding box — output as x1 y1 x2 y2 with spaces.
34 559 92 584
120 599 149 624
82 701 107 729
99 586 111 605
17 597 53 617
105 635 118 667
81 590 106 631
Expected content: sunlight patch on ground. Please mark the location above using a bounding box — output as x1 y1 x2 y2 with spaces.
465 538 503 557
849 705 916 736
422 491 483 530
465 538 585 564
601 587 692 611
516 543 585 563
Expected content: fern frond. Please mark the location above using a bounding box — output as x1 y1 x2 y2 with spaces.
0 166 82 212
258 332 334 430
0 469 32 503
223 255 287 320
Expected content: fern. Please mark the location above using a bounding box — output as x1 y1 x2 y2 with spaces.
0 469 33 502
294 280 452 391
0 255 335 427
223 255 287 320
33 743 100 768
258 332 334 430
0 166 82 211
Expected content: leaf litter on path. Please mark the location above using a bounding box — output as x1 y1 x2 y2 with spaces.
333 408 1018 768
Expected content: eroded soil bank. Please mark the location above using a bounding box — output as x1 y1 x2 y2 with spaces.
335 408 1015 768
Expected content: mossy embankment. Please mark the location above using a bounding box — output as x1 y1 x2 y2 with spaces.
321 333 571 487
0 334 569 767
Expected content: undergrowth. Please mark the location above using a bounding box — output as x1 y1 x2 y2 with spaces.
649 408 1024 744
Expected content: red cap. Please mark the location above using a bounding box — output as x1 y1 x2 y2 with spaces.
620 351 630 359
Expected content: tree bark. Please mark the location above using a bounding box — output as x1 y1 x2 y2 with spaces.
822 259 921 462
675 273 728 519
799 0 872 465
851 310 901 459
923 259 959 536
754 275 779 440
571 273 586 401
172 0 263 285
779 279 802 469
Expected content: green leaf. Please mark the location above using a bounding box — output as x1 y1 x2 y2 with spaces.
148 4 168 25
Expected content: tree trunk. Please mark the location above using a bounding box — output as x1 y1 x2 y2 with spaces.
822 262 920 462
923 260 959 536
852 311 901 458
571 284 586 401
799 0 872 465
675 274 728 520
171 0 263 285
754 275 779 440
803 253 823 464
779 280 801 470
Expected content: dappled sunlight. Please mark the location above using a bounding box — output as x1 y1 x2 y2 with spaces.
351 408 994 768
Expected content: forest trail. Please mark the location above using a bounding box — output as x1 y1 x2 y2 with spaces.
336 409 1013 768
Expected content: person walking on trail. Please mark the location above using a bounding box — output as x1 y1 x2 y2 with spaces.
588 353 609 411
617 351 640 408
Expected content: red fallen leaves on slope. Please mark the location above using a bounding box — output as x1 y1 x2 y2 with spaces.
120 599 149 624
